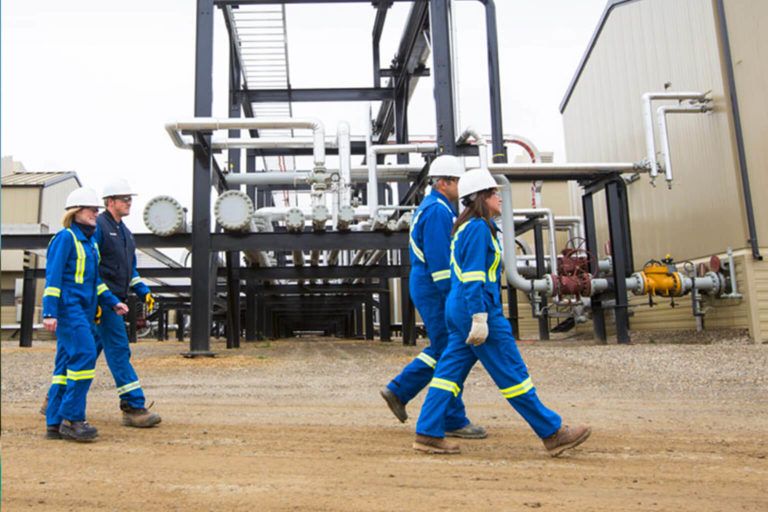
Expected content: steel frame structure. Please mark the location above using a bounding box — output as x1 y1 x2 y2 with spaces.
5 0 639 351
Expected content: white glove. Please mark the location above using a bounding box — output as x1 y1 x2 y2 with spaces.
465 313 489 346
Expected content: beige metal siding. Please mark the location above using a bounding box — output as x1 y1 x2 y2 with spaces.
39 180 79 232
722 0 768 245
1 187 40 224
562 0 747 265
743 248 768 342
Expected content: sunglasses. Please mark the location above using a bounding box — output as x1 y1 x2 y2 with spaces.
113 195 133 203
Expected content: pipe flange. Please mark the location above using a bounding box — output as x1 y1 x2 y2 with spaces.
630 272 646 295
704 271 725 297
143 195 186 236
214 190 254 231
286 208 305 231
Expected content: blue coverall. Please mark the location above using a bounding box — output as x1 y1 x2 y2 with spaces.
43 224 119 426
416 217 562 439
93 211 152 409
385 189 470 431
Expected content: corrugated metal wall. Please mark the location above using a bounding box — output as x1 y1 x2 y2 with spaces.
562 0 746 264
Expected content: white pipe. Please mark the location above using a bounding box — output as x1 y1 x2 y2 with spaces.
165 117 326 170
337 121 352 226
496 175 554 295
656 104 712 188
489 162 648 175
641 92 708 184
457 127 488 170
512 208 558 276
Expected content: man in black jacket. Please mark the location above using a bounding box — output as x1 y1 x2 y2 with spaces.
94 178 161 428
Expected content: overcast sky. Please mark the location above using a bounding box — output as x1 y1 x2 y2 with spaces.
2 0 606 232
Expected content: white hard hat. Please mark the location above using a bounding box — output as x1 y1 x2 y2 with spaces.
102 178 136 199
458 168 498 199
65 187 102 210
428 154 464 179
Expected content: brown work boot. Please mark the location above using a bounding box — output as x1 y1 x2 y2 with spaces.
543 424 591 457
413 434 461 454
121 402 162 428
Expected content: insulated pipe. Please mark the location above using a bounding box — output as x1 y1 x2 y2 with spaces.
366 112 378 219
641 92 708 183
496 175 554 295
337 121 352 223
513 208 558 276
165 117 326 170
489 162 648 175
214 190 273 267
457 127 489 170
656 104 712 188
143 196 189 236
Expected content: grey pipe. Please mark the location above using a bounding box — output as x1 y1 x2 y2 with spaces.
496 175 554 295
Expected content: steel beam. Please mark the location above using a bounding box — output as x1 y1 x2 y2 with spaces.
238 87 394 103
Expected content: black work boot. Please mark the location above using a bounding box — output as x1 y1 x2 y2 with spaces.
120 400 162 428
59 419 99 442
380 388 408 423
45 424 62 440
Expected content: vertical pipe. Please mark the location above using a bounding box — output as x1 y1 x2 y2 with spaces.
582 193 606 343
605 181 631 344
188 0 215 356
715 0 762 260
533 224 550 341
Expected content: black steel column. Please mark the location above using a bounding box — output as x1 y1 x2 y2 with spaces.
582 192 606 343
245 280 258 341
533 224 550 341
19 265 36 347
157 303 165 341
176 311 185 341
187 0 215 357
379 289 391 341
127 295 138 343
225 39 242 350
606 181 631 344
429 0 457 154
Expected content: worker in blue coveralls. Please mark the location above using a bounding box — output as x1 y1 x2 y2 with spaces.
412 168 591 456
380 155 486 439
94 178 161 428
43 187 129 442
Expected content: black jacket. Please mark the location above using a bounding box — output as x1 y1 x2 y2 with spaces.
95 211 148 301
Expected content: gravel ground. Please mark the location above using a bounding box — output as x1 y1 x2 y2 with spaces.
2 331 767 511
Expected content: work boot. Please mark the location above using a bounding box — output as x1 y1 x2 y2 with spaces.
413 434 461 454
121 401 162 428
446 423 488 439
542 424 591 457
59 420 98 442
39 394 49 416
380 388 407 423
45 424 61 440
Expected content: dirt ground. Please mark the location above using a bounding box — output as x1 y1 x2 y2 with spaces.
2 334 767 511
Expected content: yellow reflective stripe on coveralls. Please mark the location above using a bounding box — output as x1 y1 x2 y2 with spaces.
429 377 461 397
130 277 143 287
500 377 534 399
488 235 501 282
66 368 95 381
460 271 486 283
51 374 67 385
409 211 426 262
44 287 61 297
116 380 142 395
431 269 451 282
449 221 472 280
416 352 437 368
66 229 86 284
97 283 109 295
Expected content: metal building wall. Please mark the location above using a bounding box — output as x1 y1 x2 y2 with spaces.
561 0 767 341
721 0 768 245
562 0 746 264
